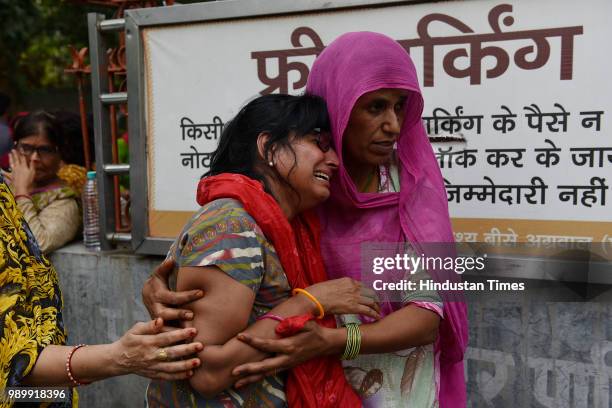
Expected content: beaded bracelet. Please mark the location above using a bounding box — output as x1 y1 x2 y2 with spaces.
292 288 324 319
66 344 91 386
341 323 362 360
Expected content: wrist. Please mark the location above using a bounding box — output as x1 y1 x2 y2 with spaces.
107 341 128 376
14 193 32 201
66 345 92 386
291 291 318 315
14 188 30 197
295 288 325 318
323 327 348 356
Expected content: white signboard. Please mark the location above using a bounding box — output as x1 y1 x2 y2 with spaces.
143 0 611 242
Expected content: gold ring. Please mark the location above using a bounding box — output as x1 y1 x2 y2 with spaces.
156 348 169 361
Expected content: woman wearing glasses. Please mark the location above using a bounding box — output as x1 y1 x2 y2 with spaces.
146 93 380 407
3 111 82 253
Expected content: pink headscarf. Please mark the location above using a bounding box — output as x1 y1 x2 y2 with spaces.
306 32 468 407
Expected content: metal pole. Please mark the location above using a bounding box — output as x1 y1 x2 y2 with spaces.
76 75 92 170
88 12 115 250
108 74 126 232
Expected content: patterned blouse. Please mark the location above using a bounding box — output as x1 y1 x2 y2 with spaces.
147 198 291 407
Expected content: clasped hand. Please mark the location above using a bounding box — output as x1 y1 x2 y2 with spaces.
232 321 334 388
112 318 203 380
305 277 380 320
230 277 380 388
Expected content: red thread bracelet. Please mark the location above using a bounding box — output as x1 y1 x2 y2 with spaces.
14 194 32 201
275 314 316 337
66 344 91 386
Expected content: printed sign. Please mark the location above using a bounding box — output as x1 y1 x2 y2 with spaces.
142 0 611 243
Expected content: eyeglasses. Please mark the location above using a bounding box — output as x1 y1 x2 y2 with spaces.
312 128 332 153
16 143 59 158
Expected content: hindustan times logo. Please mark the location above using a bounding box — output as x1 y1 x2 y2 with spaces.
372 279 525 292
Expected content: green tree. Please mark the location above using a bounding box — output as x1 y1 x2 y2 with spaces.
0 0 211 106
0 0 109 103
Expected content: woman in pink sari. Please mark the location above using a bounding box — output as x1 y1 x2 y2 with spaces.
322 31 468 407
145 32 468 407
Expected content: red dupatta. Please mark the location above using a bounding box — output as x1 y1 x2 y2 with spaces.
196 173 361 408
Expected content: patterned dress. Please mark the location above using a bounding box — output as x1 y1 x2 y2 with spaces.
338 159 444 408
147 198 291 407
0 173 74 407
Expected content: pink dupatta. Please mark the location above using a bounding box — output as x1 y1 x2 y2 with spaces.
306 32 469 407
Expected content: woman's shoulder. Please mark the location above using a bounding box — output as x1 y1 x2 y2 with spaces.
174 198 268 276
32 184 78 208
176 198 264 256
191 198 258 232
57 164 87 196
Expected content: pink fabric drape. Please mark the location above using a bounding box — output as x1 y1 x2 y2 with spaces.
306 32 469 407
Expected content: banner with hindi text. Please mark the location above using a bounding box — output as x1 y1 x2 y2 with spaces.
142 0 611 248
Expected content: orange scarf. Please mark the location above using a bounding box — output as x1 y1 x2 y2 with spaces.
57 164 87 196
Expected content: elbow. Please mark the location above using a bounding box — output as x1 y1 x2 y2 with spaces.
188 347 238 398
30 229 59 253
38 238 54 254
40 231 75 254
418 316 441 346
422 326 439 345
189 369 231 399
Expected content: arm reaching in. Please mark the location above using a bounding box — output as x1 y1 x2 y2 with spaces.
231 305 440 386
23 318 203 386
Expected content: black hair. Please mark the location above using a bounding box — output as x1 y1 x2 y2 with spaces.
0 92 10 116
51 110 90 166
206 93 330 195
12 110 85 165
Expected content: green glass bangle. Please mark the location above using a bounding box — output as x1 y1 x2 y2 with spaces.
349 323 361 359
341 323 362 360
341 325 352 360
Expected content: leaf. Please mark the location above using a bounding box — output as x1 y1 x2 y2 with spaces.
400 347 425 396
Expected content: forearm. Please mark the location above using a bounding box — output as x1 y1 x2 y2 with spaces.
357 305 440 354
227 304 440 387
191 294 317 396
22 344 121 387
293 305 440 359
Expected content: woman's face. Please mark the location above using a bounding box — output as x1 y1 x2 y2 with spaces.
274 130 339 213
16 133 62 184
343 88 409 167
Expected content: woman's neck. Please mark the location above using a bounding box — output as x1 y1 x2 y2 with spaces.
33 177 62 191
264 176 298 221
345 159 379 193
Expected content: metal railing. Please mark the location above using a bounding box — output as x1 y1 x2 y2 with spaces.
88 13 131 249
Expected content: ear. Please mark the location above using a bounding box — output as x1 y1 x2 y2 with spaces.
256 131 272 163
